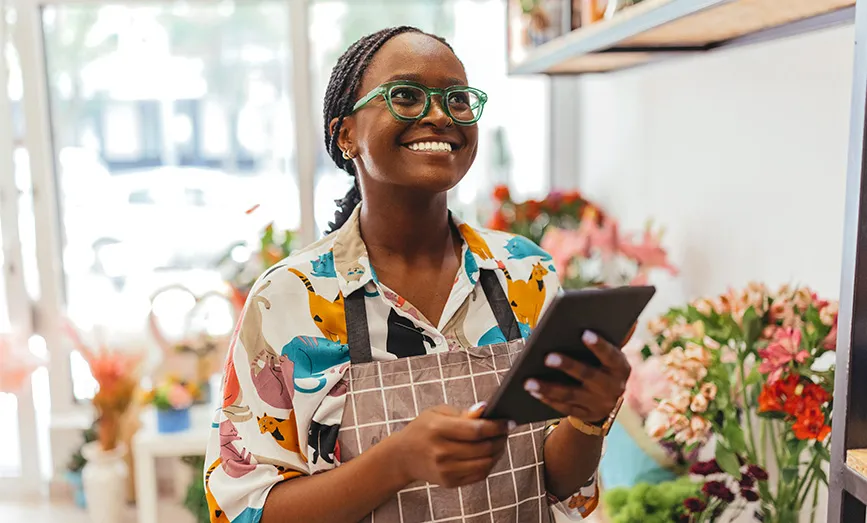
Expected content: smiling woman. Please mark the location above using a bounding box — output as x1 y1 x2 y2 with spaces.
204 25 623 523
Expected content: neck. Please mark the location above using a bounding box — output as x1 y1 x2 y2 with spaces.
359 184 454 260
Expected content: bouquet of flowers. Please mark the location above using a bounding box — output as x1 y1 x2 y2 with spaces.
67 325 142 451
486 185 677 289
644 283 837 523
141 376 200 412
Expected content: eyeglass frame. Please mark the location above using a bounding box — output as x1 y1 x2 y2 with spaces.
350 80 488 125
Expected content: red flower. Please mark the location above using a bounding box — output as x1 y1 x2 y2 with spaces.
492 185 511 202
525 200 541 221
545 191 563 212
793 406 831 441
562 191 581 205
738 474 755 488
690 459 722 476
740 489 760 502
702 481 735 503
486 211 510 231
746 465 769 481
683 497 707 513
758 374 800 413
784 382 831 418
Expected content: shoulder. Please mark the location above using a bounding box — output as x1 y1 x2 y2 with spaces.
468 224 556 272
247 232 340 301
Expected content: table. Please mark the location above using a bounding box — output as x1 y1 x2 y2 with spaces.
133 405 212 523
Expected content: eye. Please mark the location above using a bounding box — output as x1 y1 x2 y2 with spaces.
448 92 470 106
391 87 423 104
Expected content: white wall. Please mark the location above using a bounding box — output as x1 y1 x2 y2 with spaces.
574 25 858 522
577 26 855 320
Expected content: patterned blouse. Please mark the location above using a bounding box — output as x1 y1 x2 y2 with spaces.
204 205 601 522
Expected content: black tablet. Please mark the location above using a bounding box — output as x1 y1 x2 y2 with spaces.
482 285 656 425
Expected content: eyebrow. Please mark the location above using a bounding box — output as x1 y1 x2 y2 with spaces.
383 73 466 85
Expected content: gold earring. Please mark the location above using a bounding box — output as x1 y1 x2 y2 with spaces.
342 149 355 160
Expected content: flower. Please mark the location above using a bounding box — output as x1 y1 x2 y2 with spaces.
690 393 709 413
739 474 755 488
492 185 511 202
820 302 839 326
618 225 679 276
700 382 718 401
741 489 760 502
758 374 800 413
758 327 809 382
684 342 711 366
486 210 510 231
792 406 831 441
746 465 769 481
692 298 713 316
702 481 735 503
690 459 722 476
683 497 707 513
166 383 194 410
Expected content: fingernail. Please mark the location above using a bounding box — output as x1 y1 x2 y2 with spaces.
508 421 517 431
545 353 562 368
468 401 487 413
582 330 598 345
530 391 544 401
524 379 540 392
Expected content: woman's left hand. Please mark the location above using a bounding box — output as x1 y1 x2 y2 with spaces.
524 329 632 424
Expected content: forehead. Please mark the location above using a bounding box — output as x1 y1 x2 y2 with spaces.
359 32 467 92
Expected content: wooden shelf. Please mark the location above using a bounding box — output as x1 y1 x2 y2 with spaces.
510 0 855 75
844 450 867 507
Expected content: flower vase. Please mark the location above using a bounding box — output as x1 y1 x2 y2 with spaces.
157 407 191 433
81 442 128 523
599 403 680 488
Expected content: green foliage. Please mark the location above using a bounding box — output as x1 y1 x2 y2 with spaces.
66 423 99 473
603 477 700 523
182 456 209 523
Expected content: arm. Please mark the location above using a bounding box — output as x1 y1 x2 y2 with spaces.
262 434 408 523
543 421 604 499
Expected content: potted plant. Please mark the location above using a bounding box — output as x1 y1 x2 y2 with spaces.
141 376 199 433
645 283 837 522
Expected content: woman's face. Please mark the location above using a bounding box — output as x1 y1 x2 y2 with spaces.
336 32 479 195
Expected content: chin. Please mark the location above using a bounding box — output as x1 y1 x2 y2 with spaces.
403 169 465 194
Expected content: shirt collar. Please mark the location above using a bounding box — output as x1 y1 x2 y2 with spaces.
331 204 501 297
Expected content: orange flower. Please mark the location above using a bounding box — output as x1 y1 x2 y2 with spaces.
792 406 831 441
492 185 511 202
758 374 800 413
563 191 582 205
525 200 542 221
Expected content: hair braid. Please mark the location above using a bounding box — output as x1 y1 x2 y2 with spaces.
323 26 457 234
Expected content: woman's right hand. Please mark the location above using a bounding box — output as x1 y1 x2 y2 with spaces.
390 402 511 488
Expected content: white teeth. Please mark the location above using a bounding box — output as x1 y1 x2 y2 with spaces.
408 141 453 152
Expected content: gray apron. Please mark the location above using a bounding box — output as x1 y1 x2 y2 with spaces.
339 270 550 523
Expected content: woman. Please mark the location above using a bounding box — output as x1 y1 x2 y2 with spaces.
204 26 630 523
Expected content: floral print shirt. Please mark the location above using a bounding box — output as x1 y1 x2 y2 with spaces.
204 205 601 522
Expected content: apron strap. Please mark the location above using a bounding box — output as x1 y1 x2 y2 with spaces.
344 290 373 364
479 269 522 342
344 269 523 364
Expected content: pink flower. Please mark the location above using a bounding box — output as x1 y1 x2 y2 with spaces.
167 384 193 410
820 302 838 327
700 382 718 401
540 227 589 276
690 394 709 413
758 327 809 382
619 226 678 275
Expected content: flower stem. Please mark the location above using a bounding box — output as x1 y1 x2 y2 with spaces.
809 478 820 523
738 357 759 464
759 417 767 467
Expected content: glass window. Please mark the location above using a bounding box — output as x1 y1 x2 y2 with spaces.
309 0 550 235
41 2 299 400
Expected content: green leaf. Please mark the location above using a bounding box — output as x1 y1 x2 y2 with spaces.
723 420 748 455
814 466 829 486
781 466 799 484
715 444 743 479
742 306 761 348
641 346 653 360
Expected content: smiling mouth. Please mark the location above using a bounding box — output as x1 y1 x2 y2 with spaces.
402 141 457 153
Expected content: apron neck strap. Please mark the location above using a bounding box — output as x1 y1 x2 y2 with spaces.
345 269 522 364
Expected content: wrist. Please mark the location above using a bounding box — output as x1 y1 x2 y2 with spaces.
378 431 413 488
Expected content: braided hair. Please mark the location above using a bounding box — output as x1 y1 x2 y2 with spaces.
324 26 459 234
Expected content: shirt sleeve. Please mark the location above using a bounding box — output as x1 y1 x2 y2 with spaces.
540 267 603 521
203 274 350 523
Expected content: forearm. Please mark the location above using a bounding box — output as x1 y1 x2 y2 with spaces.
262 435 409 523
543 419 603 500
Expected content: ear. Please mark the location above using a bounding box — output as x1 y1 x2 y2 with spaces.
329 116 356 156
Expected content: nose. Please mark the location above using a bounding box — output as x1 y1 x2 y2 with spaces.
420 93 452 128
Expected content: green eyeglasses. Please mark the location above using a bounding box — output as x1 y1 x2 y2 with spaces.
351 81 488 125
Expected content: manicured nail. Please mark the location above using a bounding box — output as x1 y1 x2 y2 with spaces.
508 421 517 431
582 330 598 345
545 353 562 368
468 401 487 413
524 379 540 392
529 391 544 401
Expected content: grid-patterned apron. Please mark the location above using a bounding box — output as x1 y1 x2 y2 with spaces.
339 270 550 523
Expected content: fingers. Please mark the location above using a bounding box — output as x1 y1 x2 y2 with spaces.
463 401 488 420
439 435 508 461
581 331 632 379
438 416 510 442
